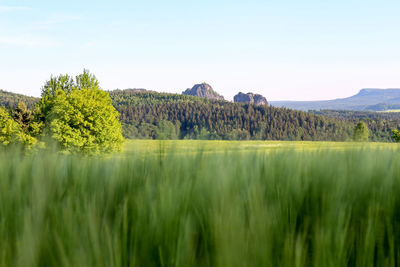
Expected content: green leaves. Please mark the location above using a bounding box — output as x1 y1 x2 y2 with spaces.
353 121 369 142
24 70 126 154
41 74 74 98
0 107 36 147
41 71 124 154
392 129 400 142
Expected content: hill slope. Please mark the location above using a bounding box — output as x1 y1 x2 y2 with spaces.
0 90 38 109
271 89 400 111
110 89 354 141
0 88 397 141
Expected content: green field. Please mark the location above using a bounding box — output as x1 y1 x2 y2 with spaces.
1 140 400 266
124 139 398 154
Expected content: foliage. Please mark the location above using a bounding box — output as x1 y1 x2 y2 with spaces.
224 129 251 140
0 70 124 153
41 74 74 98
0 107 36 147
44 71 124 153
392 129 400 142
110 90 354 141
1 88 400 142
353 121 369 141
122 123 139 139
311 109 400 141
156 120 180 140
1 143 400 265
138 123 158 139
3 87 400 142
13 102 33 133
0 90 38 109
197 128 212 140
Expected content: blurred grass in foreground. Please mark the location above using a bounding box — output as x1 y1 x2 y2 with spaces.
0 141 400 266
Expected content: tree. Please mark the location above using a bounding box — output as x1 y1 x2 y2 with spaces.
122 123 139 139
138 123 157 139
0 107 36 147
41 70 124 154
353 121 369 142
13 102 33 133
156 120 179 140
392 129 400 142
41 74 74 98
197 128 211 140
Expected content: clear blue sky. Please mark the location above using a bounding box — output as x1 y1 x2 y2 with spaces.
1 0 400 100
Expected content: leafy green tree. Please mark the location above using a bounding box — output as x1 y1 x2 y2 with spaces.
195 128 209 140
224 129 250 140
137 123 157 139
353 121 369 141
41 74 74 98
122 123 139 139
156 120 179 140
13 102 33 133
29 74 74 137
392 129 400 142
0 107 36 147
37 70 97 126
41 70 124 153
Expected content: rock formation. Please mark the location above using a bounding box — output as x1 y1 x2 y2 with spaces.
234 92 268 105
182 83 225 100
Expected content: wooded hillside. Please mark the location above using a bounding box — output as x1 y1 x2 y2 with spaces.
2 88 399 141
110 90 354 141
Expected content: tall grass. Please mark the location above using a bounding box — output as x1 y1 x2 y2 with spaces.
0 144 400 266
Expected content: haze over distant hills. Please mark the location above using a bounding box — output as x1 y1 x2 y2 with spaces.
271 89 400 111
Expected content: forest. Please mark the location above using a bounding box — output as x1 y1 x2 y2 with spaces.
0 90 38 109
310 110 400 141
110 90 398 141
1 88 400 142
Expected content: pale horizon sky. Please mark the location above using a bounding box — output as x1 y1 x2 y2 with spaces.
1 0 400 101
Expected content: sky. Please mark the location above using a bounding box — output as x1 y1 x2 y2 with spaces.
0 0 400 101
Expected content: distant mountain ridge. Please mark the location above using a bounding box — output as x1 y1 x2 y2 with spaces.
271 89 400 111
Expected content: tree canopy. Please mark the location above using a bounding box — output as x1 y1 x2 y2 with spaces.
41 70 124 153
48 87 124 153
353 122 369 142
0 70 124 153
392 129 400 142
0 107 36 147
110 90 355 141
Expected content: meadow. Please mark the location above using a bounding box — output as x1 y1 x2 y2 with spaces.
0 140 400 266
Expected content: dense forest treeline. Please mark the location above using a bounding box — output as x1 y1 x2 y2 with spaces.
310 110 400 141
110 90 356 141
0 90 38 109
1 88 400 141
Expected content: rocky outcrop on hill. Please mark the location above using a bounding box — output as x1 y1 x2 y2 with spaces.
182 83 225 100
234 92 268 105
